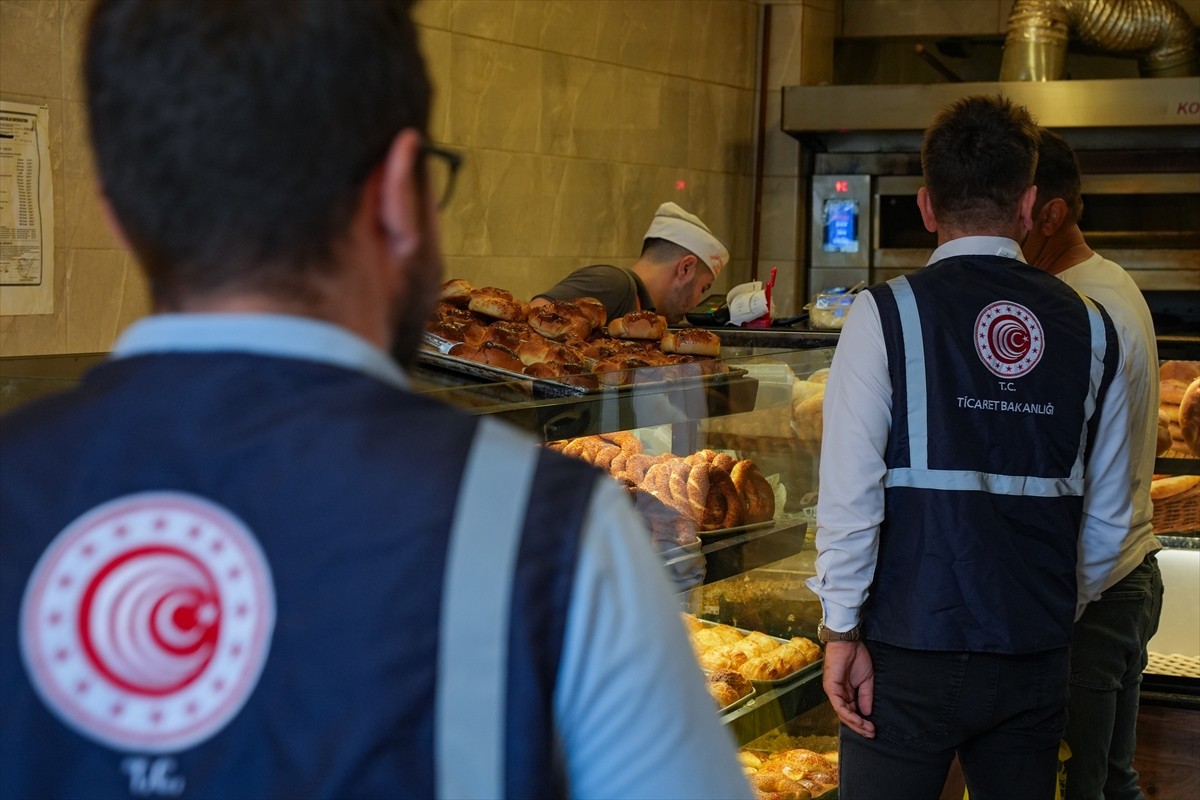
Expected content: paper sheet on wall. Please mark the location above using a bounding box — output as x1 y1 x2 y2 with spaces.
0 100 55 315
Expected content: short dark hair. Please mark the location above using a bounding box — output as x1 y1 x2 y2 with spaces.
641 237 695 263
85 0 431 306
921 95 1040 233
1033 128 1084 223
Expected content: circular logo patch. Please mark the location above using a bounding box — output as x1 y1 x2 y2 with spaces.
974 301 1044 378
20 493 275 753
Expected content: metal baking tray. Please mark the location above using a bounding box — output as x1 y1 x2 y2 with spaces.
716 684 757 715
417 339 757 401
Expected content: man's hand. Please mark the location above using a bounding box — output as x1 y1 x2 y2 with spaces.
821 640 876 738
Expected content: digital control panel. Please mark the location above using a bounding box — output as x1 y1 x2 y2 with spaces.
810 175 871 269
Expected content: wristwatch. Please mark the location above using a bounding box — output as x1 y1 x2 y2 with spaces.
817 621 862 643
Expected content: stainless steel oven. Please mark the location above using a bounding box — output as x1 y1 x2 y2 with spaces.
788 77 1200 333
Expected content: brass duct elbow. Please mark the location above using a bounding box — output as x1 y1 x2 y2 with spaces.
1000 0 1199 81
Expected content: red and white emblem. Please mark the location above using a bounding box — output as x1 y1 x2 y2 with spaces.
20 492 274 753
974 301 1044 378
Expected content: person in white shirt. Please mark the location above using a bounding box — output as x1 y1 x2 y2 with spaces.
808 96 1132 800
1024 127 1163 800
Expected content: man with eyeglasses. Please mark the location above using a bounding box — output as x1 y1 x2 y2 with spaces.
531 202 728 325
0 2 753 799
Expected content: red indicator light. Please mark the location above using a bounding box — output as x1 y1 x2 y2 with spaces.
675 180 687 190
835 180 849 193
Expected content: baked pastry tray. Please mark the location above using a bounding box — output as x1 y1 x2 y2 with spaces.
417 337 756 402
696 620 824 691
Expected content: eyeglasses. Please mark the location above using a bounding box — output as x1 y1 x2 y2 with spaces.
422 142 463 210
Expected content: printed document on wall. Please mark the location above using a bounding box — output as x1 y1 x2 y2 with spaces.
0 100 55 315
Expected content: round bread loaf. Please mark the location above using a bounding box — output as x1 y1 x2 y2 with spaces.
731 459 776 524
1157 408 1173 456
1181 377 1200 457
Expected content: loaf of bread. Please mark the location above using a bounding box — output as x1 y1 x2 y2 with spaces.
661 328 721 357
468 287 530 322
707 669 753 709
1181 377 1200 457
1161 361 1200 456
607 310 667 340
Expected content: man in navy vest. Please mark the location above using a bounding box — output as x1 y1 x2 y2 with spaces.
0 2 752 798
1025 128 1163 800
808 95 1132 799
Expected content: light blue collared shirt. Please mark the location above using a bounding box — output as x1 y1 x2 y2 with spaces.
927 235 1025 265
113 313 409 390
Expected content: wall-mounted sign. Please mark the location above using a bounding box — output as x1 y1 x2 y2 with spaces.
1 99 55 315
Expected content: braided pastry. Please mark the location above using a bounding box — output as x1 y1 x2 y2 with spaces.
643 458 745 532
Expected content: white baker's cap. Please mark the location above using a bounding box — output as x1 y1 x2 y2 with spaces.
643 202 729 278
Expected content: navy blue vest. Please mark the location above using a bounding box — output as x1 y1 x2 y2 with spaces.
1 352 597 799
863 256 1118 653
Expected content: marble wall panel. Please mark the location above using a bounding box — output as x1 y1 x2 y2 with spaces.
517 0 601 60
544 157 622 258
62 0 89 101
539 52 625 162
447 36 542 151
62 99 116 251
420 27 453 143
617 68 691 168
758 175 801 261
616 163 699 260
768 4 805 90
413 0 452 30
449 0 522 42
690 1 759 89
594 0 693 77
800 1 836 84
62 248 126 353
0 0 62 98
688 82 755 176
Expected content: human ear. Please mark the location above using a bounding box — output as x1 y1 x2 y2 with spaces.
917 187 937 233
377 128 426 261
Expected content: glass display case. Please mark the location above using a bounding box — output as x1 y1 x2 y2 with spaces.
6 330 1193 799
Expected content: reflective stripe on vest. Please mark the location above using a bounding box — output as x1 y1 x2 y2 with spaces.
436 418 539 800
882 275 1107 497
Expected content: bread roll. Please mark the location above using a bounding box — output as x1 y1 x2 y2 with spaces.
1150 475 1200 502
607 310 667 340
468 287 530 322
1181 377 1200 457
528 302 593 341
571 296 607 329
448 341 524 373
438 278 473 306
661 328 721 357
1157 409 1174 456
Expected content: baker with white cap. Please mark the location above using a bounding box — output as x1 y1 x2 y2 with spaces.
532 201 729 324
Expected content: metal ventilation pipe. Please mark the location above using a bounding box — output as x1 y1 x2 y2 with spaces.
1000 0 1199 81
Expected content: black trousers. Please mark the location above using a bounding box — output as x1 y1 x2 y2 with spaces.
839 640 1069 800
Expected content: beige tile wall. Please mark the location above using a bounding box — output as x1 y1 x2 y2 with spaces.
0 0 150 357
418 0 763 305
0 0 765 357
